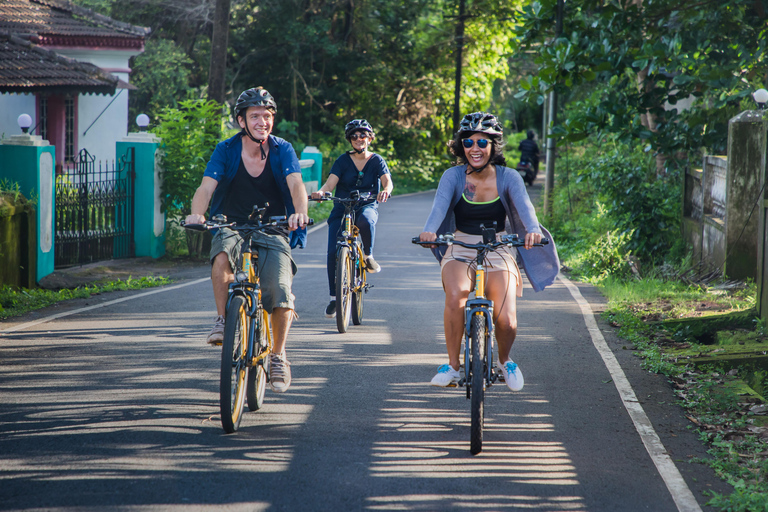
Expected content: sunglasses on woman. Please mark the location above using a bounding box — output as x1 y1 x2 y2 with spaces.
462 138 490 149
350 133 370 141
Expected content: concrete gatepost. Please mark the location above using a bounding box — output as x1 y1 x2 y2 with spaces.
300 146 323 193
725 111 767 280
0 133 55 283
116 132 165 258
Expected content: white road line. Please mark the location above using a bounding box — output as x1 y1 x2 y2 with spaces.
558 274 702 512
0 278 210 334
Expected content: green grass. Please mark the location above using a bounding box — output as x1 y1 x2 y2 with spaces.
0 276 171 320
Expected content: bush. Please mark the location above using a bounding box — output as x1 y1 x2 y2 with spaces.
155 99 224 218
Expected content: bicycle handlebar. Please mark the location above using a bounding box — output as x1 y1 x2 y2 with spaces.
182 215 314 232
411 233 549 249
308 190 373 204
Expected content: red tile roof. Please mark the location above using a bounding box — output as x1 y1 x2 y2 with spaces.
0 31 118 94
0 0 149 49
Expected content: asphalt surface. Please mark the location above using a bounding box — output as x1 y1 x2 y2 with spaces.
0 180 733 511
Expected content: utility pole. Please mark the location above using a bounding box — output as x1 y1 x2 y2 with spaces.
543 0 564 217
207 0 231 105
452 0 466 134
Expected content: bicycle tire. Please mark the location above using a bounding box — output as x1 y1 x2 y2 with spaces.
470 312 486 455
220 295 248 433
336 246 353 333
351 249 364 325
246 311 267 411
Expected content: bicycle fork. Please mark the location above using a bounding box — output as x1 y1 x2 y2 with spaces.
462 262 497 393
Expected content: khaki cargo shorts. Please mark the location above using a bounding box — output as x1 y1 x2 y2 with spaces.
211 227 298 313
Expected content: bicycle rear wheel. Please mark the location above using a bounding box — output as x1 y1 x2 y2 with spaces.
336 246 353 333
470 313 486 455
221 295 248 433
246 311 268 411
351 251 364 325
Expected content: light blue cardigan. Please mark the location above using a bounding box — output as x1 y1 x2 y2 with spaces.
423 164 560 292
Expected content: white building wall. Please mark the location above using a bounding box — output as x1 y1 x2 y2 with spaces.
48 48 141 165
0 94 37 141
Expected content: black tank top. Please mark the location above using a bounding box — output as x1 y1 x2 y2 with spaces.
454 195 507 235
222 158 287 235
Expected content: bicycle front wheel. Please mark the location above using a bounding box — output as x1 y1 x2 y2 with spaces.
246 311 268 411
336 246 353 333
221 295 249 433
470 312 486 455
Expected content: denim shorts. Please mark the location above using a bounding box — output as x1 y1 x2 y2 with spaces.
210 228 297 313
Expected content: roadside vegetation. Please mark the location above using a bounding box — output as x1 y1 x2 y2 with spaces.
544 136 767 511
0 276 171 321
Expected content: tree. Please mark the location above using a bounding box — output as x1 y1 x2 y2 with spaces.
514 0 768 164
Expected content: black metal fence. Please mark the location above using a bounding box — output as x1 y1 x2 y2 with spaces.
55 148 135 268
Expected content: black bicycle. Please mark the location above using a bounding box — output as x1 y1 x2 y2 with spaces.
414 226 548 454
310 190 373 333
184 207 313 433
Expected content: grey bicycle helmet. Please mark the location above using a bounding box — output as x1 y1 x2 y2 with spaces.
344 119 375 140
458 112 503 137
234 87 277 119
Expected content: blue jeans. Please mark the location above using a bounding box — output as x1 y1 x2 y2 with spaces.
326 203 378 296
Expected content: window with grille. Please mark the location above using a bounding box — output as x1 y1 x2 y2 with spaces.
65 97 75 162
39 96 48 140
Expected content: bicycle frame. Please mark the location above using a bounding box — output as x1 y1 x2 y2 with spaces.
463 250 496 390
226 244 273 369
337 209 367 292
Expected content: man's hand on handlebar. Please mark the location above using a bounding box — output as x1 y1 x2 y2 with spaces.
288 212 310 231
185 213 206 226
377 190 391 203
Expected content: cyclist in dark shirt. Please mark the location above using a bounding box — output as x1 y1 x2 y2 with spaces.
518 130 540 175
310 119 393 318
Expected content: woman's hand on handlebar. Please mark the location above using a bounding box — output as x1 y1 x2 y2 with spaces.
185 213 206 226
524 232 542 250
419 231 437 248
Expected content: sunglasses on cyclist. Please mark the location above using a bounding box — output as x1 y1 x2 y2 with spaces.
349 133 370 141
462 138 490 149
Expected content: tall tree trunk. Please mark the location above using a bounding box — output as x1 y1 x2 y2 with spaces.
452 0 466 134
208 0 231 104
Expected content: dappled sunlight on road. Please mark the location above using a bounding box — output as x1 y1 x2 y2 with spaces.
366 493 587 511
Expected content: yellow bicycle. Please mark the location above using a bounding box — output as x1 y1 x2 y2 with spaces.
414 225 548 454
184 207 313 433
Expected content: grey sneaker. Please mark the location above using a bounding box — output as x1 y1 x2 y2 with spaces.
325 300 336 318
269 353 292 393
207 315 225 345
365 255 381 273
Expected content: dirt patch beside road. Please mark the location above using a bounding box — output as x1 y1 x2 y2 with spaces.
38 257 208 290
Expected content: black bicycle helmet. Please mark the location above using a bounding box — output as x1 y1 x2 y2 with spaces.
344 119 375 140
458 112 503 138
234 87 277 119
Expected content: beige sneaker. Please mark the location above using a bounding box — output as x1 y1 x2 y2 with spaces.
206 315 225 345
269 353 292 393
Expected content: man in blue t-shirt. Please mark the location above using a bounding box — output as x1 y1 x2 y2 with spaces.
185 87 309 393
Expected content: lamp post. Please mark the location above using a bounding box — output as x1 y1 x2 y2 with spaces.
136 114 150 132
17 114 32 134
753 88 768 110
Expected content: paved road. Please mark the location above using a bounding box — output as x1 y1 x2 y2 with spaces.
0 186 731 511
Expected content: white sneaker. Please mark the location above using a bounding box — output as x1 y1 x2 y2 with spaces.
365 256 381 273
497 360 524 391
430 364 461 387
